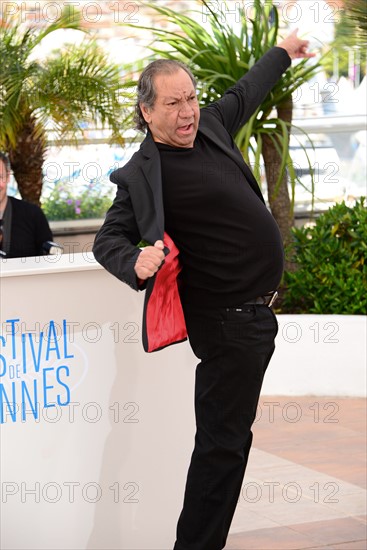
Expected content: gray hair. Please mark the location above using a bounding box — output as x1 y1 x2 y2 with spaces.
134 59 197 132
0 152 10 173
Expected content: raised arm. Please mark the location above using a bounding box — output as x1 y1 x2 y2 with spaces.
203 30 314 136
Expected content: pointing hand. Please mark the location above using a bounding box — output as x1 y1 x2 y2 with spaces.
277 29 316 60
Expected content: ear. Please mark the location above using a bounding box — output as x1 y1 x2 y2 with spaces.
140 103 152 124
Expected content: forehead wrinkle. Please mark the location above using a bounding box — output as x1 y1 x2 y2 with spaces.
162 91 193 101
155 71 195 99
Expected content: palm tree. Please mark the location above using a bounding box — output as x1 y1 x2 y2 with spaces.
0 8 124 205
123 0 321 247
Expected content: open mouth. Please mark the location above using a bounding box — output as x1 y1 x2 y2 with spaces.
177 123 193 134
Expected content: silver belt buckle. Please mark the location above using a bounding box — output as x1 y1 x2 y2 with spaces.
268 290 278 308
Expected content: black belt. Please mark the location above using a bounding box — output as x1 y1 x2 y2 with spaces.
243 291 278 308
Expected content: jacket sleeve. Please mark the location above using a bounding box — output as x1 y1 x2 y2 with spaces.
92 176 143 291
34 206 53 255
202 46 291 136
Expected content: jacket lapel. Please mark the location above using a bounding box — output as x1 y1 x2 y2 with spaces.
140 134 165 237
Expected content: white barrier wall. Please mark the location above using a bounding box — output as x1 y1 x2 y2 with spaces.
1 254 366 550
0 254 197 550
262 313 366 397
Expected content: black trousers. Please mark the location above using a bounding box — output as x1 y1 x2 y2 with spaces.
173 302 279 550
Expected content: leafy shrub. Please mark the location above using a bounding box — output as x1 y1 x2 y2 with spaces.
42 181 113 221
283 198 367 314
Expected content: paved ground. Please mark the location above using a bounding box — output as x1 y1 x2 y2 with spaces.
226 396 366 550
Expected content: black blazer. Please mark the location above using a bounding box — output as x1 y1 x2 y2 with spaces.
2 196 53 259
93 47 291 292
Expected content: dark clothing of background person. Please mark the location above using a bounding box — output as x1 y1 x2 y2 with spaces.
0 196 53 258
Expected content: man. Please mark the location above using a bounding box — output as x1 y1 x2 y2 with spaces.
93 30 314 550
0 152 53 258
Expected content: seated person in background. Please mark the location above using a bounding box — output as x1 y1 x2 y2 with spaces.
0 152 53 259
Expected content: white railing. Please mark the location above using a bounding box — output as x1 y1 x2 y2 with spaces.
8 114 365 232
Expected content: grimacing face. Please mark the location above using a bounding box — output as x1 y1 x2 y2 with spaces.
140 68 200 148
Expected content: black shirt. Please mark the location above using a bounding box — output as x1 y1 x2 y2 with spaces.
157 133 284 307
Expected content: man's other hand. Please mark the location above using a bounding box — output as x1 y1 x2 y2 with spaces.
134 240 165 280
277 29 316 60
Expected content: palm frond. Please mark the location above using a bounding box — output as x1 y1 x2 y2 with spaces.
340 0 367 46
36 41 124 143
0 8 124 150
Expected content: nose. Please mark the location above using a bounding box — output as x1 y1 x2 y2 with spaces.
179 100 194 117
